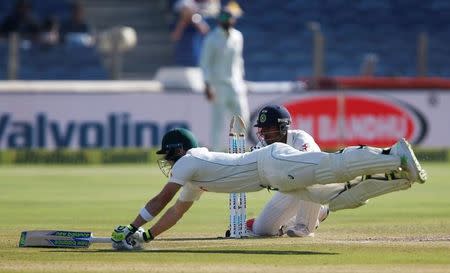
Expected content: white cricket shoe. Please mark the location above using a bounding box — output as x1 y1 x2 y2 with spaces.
315 205 330 229
390 138 427 184
286 224 315 238
279 205 330 237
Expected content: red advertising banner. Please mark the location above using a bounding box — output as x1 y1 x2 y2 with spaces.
282 94 425 148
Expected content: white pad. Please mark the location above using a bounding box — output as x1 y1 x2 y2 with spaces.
293 200 322 233
315 146 401 185
329 178 411 211
253 192 301 236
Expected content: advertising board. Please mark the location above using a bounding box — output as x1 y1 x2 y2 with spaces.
0 90 448 149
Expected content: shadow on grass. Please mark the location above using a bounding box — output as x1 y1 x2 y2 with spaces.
41 237 339 256
44 249 338 256
157 236 269 241
143 249 338 255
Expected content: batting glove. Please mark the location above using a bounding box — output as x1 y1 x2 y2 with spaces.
133 228 154 243
111 224 138 250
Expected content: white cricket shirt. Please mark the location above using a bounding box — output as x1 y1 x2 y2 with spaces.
170 148 262 195
200 27 245 89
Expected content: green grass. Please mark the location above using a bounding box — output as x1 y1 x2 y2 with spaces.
1 163 450 273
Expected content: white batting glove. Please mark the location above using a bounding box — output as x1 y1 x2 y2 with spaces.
111 225 139 250
132 228 154 243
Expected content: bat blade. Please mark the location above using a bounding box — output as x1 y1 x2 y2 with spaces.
19 230 111 248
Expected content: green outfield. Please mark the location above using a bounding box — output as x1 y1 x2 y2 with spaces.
1 163 449 273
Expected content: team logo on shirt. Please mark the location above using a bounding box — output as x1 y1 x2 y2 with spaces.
302 143 309 151
259 113 267 123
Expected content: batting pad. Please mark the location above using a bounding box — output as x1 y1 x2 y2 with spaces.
253 192 301 236
295 200 322 232
315 146 401 185
329 178 411 211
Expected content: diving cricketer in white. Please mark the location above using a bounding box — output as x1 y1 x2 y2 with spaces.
111 128 427 250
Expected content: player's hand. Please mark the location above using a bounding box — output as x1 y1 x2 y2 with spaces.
132 228 154 243
111 224 138 250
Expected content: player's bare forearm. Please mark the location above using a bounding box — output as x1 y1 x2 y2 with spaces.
170 7 193 41
131 182 181 227
149 200 194 237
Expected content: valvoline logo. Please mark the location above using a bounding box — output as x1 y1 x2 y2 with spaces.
281 94 427 148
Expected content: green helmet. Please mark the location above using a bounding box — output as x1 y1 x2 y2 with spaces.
156 128 198 155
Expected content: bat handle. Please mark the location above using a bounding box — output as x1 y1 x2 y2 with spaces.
90 237 112 244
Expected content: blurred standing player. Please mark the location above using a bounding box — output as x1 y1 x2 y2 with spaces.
247 105 329 237
200 4 249 151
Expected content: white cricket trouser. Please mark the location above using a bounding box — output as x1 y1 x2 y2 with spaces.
253 192 300 236
257 143 401 192
211 82 249 151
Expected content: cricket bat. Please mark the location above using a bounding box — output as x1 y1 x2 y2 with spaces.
19 230 111 248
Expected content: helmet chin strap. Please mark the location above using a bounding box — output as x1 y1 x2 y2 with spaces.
265 134 287 145
164 147 185 162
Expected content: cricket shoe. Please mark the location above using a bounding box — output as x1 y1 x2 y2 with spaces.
241 218 271 237
244 218 258 237
390 138 427 184
286 205 329 237
245 218 255 233
286 224 315 238
315 205 330 229
279 205 330 237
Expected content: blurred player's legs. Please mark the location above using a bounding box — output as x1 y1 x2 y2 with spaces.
211 93 227 151
210 84 249 151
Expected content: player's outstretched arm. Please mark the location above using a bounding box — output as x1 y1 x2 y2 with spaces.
131 182 182 227
112 182 182 249
148 200 194 238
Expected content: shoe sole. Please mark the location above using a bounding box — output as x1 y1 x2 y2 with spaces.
398 138 427 184
286 230 314 238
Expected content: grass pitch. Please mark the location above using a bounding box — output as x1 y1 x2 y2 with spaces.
1 163 449 273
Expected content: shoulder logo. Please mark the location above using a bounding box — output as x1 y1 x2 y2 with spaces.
259 113 267 123
302 143 308 151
